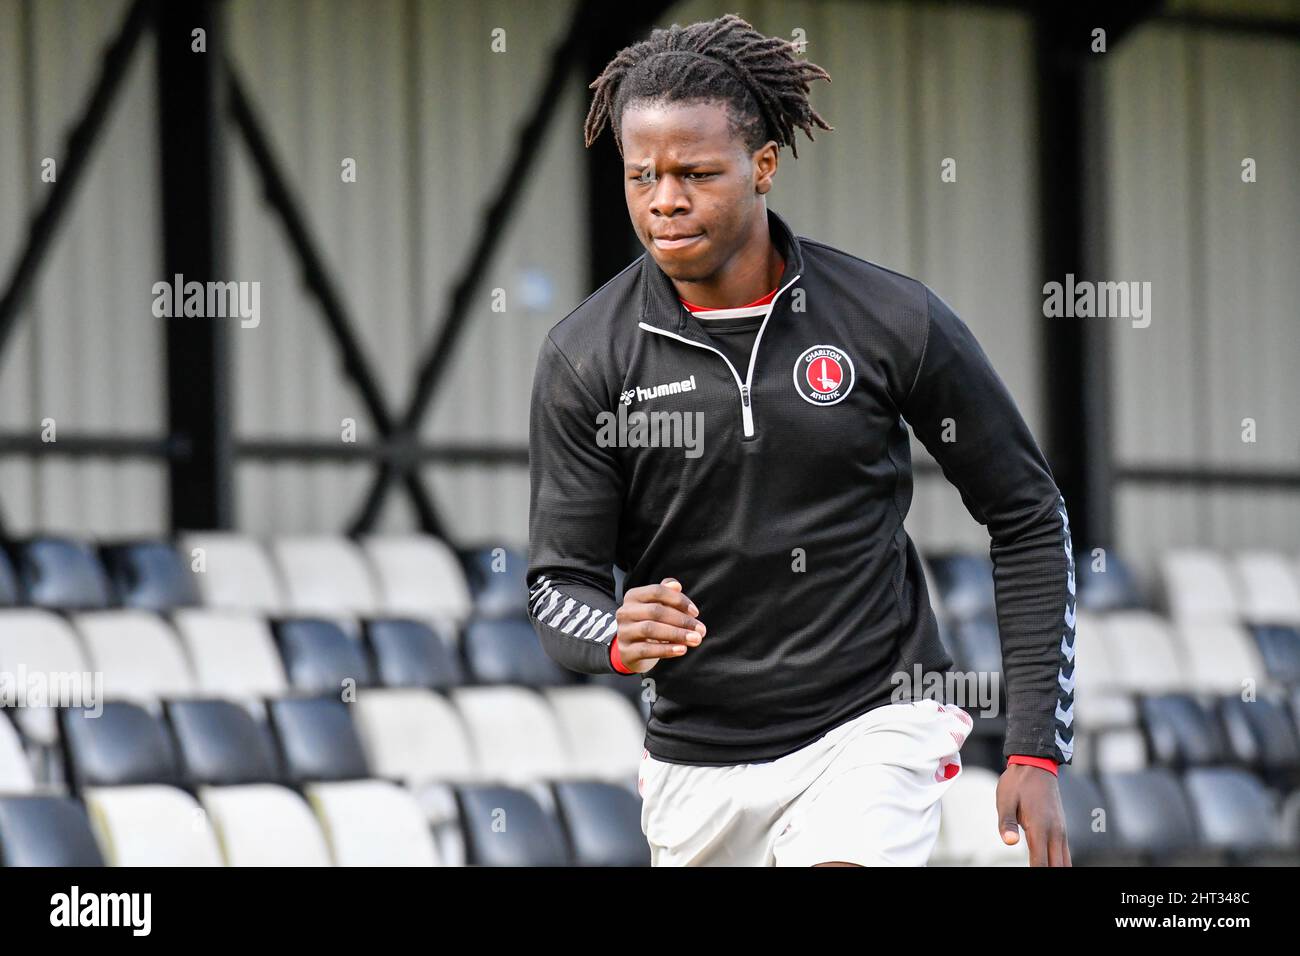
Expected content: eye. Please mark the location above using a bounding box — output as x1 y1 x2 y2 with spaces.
630 169 655 184
686 172 714 180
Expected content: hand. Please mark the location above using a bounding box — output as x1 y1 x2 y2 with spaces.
995 764 1072 866
613 577 706 674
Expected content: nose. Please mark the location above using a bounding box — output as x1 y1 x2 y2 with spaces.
648 174 689 218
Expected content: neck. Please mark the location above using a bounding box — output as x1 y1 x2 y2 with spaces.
671 210 784 309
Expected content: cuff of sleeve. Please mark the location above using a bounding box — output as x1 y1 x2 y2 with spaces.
610 639 635 675
1007 754 1059 776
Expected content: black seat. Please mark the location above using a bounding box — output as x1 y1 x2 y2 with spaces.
1183 767 1295 863
164 699 282 786
1140 693 1229 767
266 696 369 783
552 781 648 866
1057 771 1142 866
364 618 463 689
1251 625 1300 687
1218 695 1300 774
455 784 569 866
0 548 19 606
462 616 574 686
59 702 179 789
0 796 106 866
100 540 198 611
462 545 528 618
1099 768 1213 863
14 538 112 610
925 553 995 623
1074 551 1144 611
274 619 373 693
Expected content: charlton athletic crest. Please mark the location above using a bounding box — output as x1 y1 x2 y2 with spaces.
793 344 855 405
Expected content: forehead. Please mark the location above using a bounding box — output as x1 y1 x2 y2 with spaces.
620 99 738 159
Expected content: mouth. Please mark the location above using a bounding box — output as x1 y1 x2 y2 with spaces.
652 233 703 251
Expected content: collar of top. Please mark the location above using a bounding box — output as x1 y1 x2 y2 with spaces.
639 206 804 335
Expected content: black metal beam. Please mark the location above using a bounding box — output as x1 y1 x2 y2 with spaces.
157 0 234 532
0 433 186 459
0 0 151 362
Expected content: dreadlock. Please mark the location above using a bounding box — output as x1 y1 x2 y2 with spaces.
584 13 832 161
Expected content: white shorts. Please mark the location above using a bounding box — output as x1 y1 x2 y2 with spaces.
638 698 971 866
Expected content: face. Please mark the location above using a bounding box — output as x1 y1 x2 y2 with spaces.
620 99 777 283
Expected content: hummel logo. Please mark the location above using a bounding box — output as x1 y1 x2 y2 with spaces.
621 374 697 406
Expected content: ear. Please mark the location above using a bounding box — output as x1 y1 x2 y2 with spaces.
753 141 779 195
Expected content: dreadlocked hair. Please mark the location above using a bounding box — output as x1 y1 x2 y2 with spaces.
584 13 832 160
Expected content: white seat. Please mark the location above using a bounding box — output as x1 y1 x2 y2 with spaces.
0 712 35 793
360 535 473 625
304 779 440 866
171 609 288 698
542 686 645 783
1232 551 1300 626
1160 550 1238 623
1176 620 1268 693
180 533 285 613
451 686 573 785
84 784 224 866
352 688 477 785
933 767 1029 865
1071 611 1138 730
270 536 380 618
71 611 196 704
0 609 93 745
1098 611 1190 693
1092 729 1148 772
198 784 331 866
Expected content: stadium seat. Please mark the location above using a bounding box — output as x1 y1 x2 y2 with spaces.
171 609 288 700
179 533 285 613
1251 625 1300 687
59 702 180 789
164 699 282 785
99 540 198 611
551 781 648 866
1139 694 1230 768
932 767 1028 865
925 553 995 624
455 783 569 866
363 618 463 689
267 696 369 783
0 711 35 793
1071 611 1140 735
274 618 373 694
199 784 332 866
543 685 645 783
1074 550 1144 611
0 548 19 606
462 545 528 618
452 686 572 785
1231 551 1300 626
71 610 196 704
360 535 473 624
270 536 380 618
0 609 93 746
1099 768 1217 864
1183 767 1296 863
1176 621 1267 694
82 785 224 866
304 779 441 865
0 796 106 866
462 616 574 686
1098 611 1190 693
13 537 112 610
946 612 1004 675
1056 771 1143 866
1160 550 1238 623
351 688 477 786
1217 696 1300 775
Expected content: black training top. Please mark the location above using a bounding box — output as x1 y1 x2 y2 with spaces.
526 206 1077 767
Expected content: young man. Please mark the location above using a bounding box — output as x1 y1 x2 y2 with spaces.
527 14 1074 866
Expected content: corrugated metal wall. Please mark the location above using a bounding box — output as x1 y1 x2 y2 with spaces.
1 0 1295 566
0 0 165 536
1103 18 1300 584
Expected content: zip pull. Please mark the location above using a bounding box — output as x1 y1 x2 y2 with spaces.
741 385 750 407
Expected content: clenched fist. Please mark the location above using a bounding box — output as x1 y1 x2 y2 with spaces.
613 577 707 673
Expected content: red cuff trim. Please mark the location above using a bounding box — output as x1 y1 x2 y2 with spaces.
610 639 635 675
1007 754 1059 775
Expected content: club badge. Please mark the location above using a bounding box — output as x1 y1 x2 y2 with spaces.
793 344 855 405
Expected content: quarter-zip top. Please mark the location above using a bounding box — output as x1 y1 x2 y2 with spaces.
526 206 1078 768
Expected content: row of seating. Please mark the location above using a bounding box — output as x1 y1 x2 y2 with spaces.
0 700 644 866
